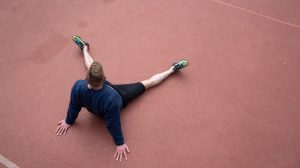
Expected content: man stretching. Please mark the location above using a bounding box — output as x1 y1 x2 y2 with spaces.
56 35 189 161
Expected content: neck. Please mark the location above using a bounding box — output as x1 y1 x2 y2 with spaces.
87 83 103 90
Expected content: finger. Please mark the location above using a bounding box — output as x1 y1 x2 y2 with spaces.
57 120 62 125
120 153 123 162
56 126 61 134
56 126 62 135
58 128 65 136
115 153 119 160
114 151 118 158
116 153 120 160
57 128 62 136
124 151 128 160
61 128 66 135
61 128 67 136
62 127 68 135
126 146 130 153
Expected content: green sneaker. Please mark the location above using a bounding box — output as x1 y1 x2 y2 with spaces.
172 59 189 72
72 35 89 50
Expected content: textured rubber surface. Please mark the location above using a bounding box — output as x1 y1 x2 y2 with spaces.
0 0 300 168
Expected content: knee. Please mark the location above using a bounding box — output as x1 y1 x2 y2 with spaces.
141 79 152 89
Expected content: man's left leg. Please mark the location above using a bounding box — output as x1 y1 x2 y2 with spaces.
82 46 94 70
72 35 94 70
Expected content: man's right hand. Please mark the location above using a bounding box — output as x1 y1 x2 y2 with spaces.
56 120 71 136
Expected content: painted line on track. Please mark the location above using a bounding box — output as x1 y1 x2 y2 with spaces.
0 154 20 168
211 0 300 29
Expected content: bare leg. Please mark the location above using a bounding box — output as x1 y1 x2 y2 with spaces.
82 45 94 70
141 67 175 90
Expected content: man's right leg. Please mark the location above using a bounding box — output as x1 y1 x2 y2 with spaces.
141 67 174 90
113 59 189 107
141 59 189 89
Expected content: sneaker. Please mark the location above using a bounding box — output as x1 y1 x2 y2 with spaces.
172 59 189 72
72 35 89 50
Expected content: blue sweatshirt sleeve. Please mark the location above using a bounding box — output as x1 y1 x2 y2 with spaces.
65 83 82 125
104 102 124 146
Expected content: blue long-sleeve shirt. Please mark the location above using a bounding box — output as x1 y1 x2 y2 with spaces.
65 80 124 146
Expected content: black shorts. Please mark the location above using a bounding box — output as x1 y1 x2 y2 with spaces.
104 80 145 108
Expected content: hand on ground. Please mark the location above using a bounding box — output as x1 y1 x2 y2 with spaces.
56 120 71 136
114 144 130 162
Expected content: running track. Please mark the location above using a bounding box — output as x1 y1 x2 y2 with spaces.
0 0 300 167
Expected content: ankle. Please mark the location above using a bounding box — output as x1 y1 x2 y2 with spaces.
83 45 88 51
169 66 175 72
83 47 89 54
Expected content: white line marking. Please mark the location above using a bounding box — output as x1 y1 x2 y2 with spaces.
211 0 300 29
0 154 20 168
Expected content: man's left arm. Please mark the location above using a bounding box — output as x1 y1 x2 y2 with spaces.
56 82 82 136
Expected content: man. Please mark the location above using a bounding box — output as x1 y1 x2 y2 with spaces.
56 35 189 161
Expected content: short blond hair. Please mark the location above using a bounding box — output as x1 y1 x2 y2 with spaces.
86 62 105 87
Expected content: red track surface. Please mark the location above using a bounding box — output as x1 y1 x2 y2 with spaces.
1 0 300 167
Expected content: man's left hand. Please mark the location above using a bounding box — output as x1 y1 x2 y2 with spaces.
56 120 71 136
114 144 130 161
